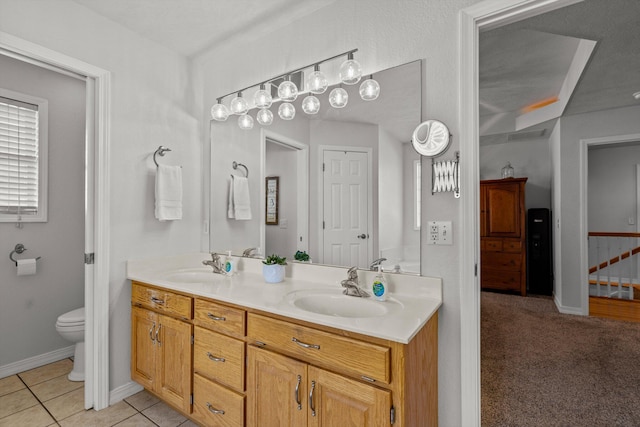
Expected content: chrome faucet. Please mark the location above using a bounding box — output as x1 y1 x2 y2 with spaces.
202 253 225 274
242 247 257 257
369 258 387 270
341 266 370 298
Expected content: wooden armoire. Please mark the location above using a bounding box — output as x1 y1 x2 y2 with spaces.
480 177 527 295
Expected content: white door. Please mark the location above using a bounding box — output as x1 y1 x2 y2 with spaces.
322 150 370 267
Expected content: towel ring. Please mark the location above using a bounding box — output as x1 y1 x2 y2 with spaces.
153 146 172 167
232 161 249 178
9 243 41 266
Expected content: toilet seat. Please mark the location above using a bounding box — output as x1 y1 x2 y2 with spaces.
56 307 85 327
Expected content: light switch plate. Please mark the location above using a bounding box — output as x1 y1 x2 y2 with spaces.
428 221 452 245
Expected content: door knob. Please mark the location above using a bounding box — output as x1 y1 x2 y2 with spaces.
357 234 368 239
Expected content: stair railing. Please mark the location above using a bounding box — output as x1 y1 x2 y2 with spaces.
588 232 640 300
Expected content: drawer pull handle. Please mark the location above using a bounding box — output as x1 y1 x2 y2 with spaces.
207 352 225 363
295 375 302 410
150 296 165 305
207 313 226 321
309 380 316 417
361 375 376 382
149 322 156 343
155 324 161 345
206 402 225 415
292 337 320 350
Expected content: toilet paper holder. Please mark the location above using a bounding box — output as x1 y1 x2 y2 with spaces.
9 243 41 266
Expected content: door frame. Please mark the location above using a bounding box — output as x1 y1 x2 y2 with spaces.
317 145 373 266
459 0 582 424
259 129 309 255
0 32 111 410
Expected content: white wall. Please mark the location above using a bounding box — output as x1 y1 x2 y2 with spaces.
588 143 640 232
402 143 421 256
0 54 85 367
196 0 480 423
0 0 203 390
378 128 404 255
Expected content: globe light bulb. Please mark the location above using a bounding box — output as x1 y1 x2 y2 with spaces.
238 113 254 130
329 87 348 108
278 102 296 120
278 78 298 102
359 77 380 101
230 92 249 115
302 95 321 115
256 108 273 126
307 65 328 94
254 84 272 109
339 53 362 85
211 100 229 121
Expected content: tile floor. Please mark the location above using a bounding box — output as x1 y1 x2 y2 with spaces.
0 359 199 427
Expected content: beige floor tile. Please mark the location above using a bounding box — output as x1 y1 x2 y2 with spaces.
58 400 136 427
31 374 83 402
113 413 157 426
0 375 25 397
178 420 200 426
19 359 73 386
142 401 187 427
0 388 38 419
43 387 85 421
0 403 55 427
124 389 160 411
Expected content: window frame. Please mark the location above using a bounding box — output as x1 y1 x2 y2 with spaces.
0 87 48 223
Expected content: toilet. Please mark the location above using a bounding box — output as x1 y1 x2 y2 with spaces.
55 307 85 381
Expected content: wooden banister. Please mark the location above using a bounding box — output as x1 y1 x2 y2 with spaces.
588 232 640 274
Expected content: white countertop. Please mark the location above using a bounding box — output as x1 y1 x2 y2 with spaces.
127 253 442 344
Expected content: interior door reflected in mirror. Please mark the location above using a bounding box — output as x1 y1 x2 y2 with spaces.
209 60 423 274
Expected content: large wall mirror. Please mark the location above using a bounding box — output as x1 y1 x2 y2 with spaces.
210 60 422 274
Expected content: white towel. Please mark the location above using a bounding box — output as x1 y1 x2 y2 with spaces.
228 175 252 220
155 164 182 221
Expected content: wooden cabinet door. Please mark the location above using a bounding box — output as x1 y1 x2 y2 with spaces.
156 314 193 414
485 182 521 237
131 306 157 391
480 184 487 237
308 366 391 427
246 346 308 427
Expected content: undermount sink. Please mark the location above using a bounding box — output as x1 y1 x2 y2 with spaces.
285 288 403 318
162 268 227 283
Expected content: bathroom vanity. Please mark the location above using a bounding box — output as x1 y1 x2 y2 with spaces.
127 253 441 427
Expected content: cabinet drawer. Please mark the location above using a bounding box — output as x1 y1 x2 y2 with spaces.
481 252 522 270
193 373 244 427
194 326 245 392
481 268 522 291
131 283 192 319
247 313 390 384
503 240 522 253
194 299 245 338
482 238 503 252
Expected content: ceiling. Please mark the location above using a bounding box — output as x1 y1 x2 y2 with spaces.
480 0 640 143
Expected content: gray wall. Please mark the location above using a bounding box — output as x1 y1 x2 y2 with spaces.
0 54 85 367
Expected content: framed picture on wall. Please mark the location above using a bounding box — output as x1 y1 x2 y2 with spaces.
265 176 279 225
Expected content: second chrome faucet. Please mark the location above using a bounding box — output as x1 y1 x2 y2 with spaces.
341 266 370 298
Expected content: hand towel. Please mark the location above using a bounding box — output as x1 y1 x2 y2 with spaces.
17 258 37 276
232 175 252 220
155 164 183 221
228 176 235 219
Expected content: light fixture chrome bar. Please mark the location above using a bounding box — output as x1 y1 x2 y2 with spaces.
215 49 358 101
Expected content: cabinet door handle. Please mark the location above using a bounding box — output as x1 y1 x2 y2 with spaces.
155 324 161 345
150 296 165 305
292 337 320 350
149 322 156 343
207 313 226 321
309 380 316 417
206 352 225 363
294 375 302 410
206 402 225 415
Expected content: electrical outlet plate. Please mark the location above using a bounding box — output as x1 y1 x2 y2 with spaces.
428 220 452 245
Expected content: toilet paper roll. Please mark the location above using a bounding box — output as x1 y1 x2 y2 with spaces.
16 258 37 276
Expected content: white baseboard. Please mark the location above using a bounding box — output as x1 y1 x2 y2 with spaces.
109 381 143 406
554 296 584 315
0 346 75 379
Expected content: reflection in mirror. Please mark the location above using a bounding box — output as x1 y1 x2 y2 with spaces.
210 60 422 274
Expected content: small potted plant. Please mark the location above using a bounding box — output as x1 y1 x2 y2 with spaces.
294 250 310 262
262 254 287 283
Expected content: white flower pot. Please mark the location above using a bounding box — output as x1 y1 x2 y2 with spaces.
263 264 285 283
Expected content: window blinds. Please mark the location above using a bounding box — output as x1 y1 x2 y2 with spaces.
0 96 39 215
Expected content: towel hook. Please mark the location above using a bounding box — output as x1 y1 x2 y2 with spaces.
9 243 41 266
153 146 172 167
232 161 249 178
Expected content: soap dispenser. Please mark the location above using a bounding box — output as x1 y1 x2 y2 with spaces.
372 265 387 301
224 250 235 276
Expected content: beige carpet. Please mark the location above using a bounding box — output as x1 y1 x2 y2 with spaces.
481 291 640 427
